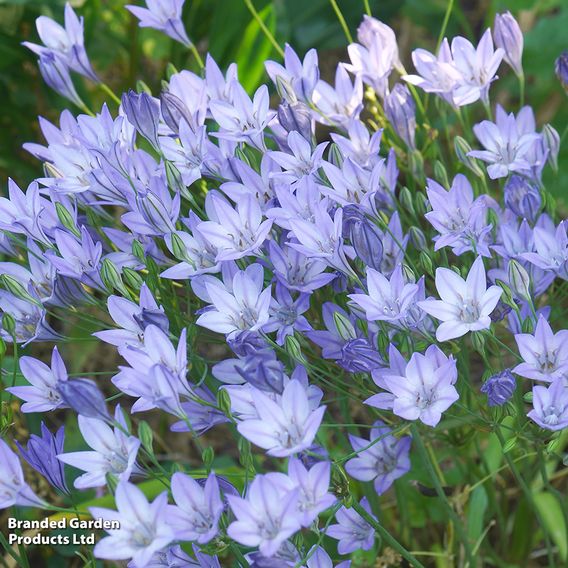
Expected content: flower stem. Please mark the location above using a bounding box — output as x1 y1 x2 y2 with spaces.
329 0 353 44
411 424 475 566
242 0 284 57
351 500 426 568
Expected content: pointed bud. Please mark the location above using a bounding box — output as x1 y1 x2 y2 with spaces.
121 90 160 149
508 259 531 301
494 12 524 76
137 420 154 455
57 379 110 420
333 311 356 341
2 313 16 337
277 101 312 141
0 275 41 307
433 161 450 189
455 136 485 178
399 187 415 215
122 267 144 291
55 202 80 237
542 124 560 172
384 84 416 149
555 50 568 93
285 335 308 365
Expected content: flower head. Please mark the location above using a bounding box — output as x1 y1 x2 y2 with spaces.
345 421 411 495
90 481 175 567
327 498 375 555
528 380 568 431
418 257 502 341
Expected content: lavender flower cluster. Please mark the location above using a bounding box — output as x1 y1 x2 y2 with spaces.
1 2 567 566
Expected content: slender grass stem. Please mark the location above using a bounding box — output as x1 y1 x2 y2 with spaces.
329 0 353 43
436 0 454 51
242 0 284 57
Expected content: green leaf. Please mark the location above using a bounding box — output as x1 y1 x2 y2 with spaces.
234 3 276 91
467 486 488 547
534 492 567 561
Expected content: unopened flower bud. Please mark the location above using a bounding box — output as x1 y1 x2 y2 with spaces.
455 136 485 178
508 259 531 301
58 379 110 420
160 91 192 134
121 90 160 149
384 84 416 149
349 217 384 271
504 175 541 222
555 50 568 93
542 124 560 172
481 369 516 407
333 311 356 341
494 12 524 76
277 101 312 141
55 202 80 237
433 161 450 189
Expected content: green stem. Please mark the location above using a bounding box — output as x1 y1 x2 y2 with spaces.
99 82 121 105
188 43 204 69
242 0 284 57
436 0 454 51
351 500 426 568
412 425 475 567
329 0 353 43
363 0 372 16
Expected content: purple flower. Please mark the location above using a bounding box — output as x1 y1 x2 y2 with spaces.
418 257 502 341
94 284 168 348
450 30 503 105
327 498 375 554
264 283 311 345
160 122 207 186
0 179 53 246
168 472 223 544
345 421 411 495
340 338 384 373
23 3 98 81
126 0 192 47
57 378 110 420
424 174 494 257
210 83 271 150
90 481 175 567
556 50 568 92
37 50 84 106
236 379 326 457
161 214 221 280
58 406 140 489
265 44 319 103
468 105 542 179
384 84 416 149
267 240 335 293
16 423 69 495
481 370 516 407
121 90 161 149
367 345 459 427
523 220 568 279
312 65 363 126
0 440 43 509
504 175 541 221
196 266 272 336
345 19 398 98
331 118 383 168
7 347 68 412
197 193 272 261
113 327 190 414
287 458 336 527
494 11 524 76
349 264 419 325
269 131 327 186
513 316 568 382
288 203 354 277
528 379 568 431
46 226 103 290
227 473 302 557
344 208 384 271
403 39 463 106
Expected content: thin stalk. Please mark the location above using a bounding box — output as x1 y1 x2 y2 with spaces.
351 500 426 568
412 425 474 566
242 0 284 57
436 0 455 51
329 0 353 43
99 82 121 105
